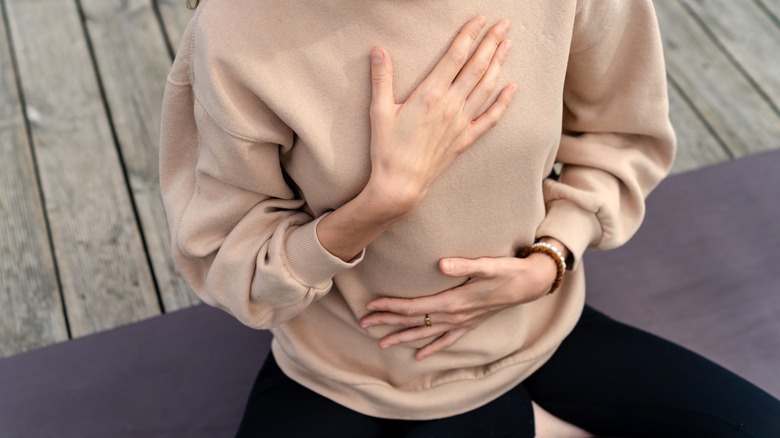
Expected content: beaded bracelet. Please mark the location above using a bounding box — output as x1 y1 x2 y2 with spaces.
517 242 566 295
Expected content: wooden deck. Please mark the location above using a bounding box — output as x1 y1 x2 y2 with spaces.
1 0 779 359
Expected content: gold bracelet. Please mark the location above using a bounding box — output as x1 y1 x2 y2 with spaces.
517 243 566 295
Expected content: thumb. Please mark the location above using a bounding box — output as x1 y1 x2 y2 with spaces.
439 257 478 277
370 46 394 110
440 257 504 278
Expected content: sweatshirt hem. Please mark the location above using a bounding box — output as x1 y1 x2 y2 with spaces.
271 339 559 420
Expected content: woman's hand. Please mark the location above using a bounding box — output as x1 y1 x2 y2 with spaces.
364 16 517 215
359 252 558 360
316 17 515 263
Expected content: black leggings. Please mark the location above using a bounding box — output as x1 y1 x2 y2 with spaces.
235 305 780 437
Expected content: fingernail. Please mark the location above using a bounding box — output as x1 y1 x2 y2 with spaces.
500 20 511 33
442 260 453 272
510 84 518 96
371 48 383 64
502 39 512 53
477 16 487 28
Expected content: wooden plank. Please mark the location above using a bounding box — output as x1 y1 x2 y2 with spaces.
156 0 195 55
0 4 68 358
755 0 780 23
4 0 159 337
655 1 780 157
683 0 780 110
667 80 732 175
80 0 198 311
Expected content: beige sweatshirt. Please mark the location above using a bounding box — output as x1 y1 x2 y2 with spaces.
159 0 675 419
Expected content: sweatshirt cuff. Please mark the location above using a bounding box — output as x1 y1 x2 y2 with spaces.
283 212 366 289
535 199 602 271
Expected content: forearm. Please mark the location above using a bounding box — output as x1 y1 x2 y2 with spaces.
316 182 411 262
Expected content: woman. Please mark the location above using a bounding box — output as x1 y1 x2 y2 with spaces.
160 0 780 435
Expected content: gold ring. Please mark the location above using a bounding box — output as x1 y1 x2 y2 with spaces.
424 314 432 328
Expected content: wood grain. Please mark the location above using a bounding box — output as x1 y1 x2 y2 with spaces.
4 0 159 337
683 0 780 110
667 79 732 175
655 1 780 157
156 0 196 55
0 3 67 358
754 0 780 24
80 0 198 311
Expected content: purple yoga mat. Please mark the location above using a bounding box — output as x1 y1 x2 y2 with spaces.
0 304 271 437
584 150 780 399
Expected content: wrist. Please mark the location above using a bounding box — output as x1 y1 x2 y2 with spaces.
517 242 566 295
316 187 405 262
538 236 572 270
526 253 558 296
362 176 424 218
538 236 570 260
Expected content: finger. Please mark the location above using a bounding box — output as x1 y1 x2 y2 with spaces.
362 310 474 329
416 329 468 360
360 311 422 329
367 290 464 316
421 16 487 91
379 323 453 349
469 83 517 138
439 256 508 278
462 39 512 116
370 46 394 113
449 20 511 101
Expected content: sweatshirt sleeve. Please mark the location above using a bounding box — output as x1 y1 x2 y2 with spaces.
535 0 677 270
159 10 364 329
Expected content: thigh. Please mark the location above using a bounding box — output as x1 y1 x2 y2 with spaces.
235 352 536 438
524 305 780 438
234 353 396 438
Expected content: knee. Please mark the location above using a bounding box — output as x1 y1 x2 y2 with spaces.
532 401 594 438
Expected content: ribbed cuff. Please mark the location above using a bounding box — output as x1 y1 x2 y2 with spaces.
283 212 366 289
535 199 602 271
